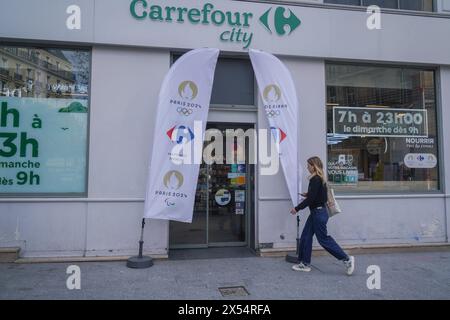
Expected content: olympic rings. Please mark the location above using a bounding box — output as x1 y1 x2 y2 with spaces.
177 107 194 116
266 110 281 118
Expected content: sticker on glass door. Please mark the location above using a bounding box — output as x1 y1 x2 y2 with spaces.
215 189 231 206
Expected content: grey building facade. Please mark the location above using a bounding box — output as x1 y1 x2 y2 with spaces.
1 0 450 259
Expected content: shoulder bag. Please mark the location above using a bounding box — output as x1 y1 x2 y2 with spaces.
326 183 342 218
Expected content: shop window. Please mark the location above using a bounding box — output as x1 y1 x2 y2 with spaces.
0 46 90 196
326 63 439 193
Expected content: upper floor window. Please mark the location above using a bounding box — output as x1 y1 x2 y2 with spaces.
324 0 434 12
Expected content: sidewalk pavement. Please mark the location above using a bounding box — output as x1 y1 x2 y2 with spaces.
0 251 449 300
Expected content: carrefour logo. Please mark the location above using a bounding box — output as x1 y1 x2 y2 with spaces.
260 7 301 36
167 125 195 144
271 127 287 143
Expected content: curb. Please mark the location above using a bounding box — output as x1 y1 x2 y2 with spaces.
4 243 450 264
259 243 450 258
13 254 168 264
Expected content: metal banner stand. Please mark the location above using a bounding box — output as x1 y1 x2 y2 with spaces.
286 214 300 263
127 218 153 269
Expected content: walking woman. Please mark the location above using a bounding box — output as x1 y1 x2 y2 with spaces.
290 156 355 275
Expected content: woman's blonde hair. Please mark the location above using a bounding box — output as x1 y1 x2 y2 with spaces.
307 156 327 184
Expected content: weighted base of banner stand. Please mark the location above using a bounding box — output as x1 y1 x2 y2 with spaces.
127 255 153 269
127 219 153 269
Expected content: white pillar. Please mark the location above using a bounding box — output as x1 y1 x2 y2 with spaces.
439 66 450 243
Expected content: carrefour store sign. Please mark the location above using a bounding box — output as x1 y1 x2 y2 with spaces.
2 0 450 64
129 0 301 49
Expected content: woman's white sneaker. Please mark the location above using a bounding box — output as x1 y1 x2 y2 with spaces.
343 256 355 276
292 263 311 272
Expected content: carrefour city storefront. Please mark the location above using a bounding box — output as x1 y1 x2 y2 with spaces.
1 0 450 259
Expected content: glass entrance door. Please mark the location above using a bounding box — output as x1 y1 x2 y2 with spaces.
169 123 254 248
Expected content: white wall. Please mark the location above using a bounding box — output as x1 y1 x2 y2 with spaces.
0 202 87 257
86 46 170 257
440 66 450 243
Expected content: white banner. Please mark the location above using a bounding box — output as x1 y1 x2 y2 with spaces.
144 48 219 223
249 49 301 206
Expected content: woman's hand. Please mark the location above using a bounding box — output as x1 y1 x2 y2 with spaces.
290 208 297 215
301 193 308 197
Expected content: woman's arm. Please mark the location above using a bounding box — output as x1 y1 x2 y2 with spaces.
294 176 321 212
